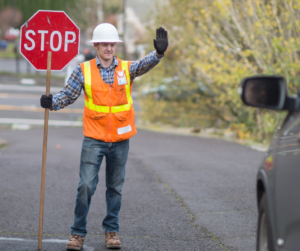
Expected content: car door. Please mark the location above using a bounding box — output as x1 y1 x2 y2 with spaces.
273 111 300 250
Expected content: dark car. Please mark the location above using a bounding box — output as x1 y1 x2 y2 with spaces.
240 76 300 251
83 48 96 61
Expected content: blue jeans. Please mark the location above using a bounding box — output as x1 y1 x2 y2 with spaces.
71 136 129 237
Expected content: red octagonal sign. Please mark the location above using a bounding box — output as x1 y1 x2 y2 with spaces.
20 10 80 71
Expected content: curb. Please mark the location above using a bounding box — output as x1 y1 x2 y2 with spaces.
136 125 268 152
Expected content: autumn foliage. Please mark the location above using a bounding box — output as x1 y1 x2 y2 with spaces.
140 0 300 141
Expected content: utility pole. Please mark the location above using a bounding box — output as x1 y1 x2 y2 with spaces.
97 0 103 23
12 0 20 74
123 0 126 59
12 0 16 27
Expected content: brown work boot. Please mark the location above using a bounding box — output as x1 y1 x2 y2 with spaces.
105 232 122 249
66 234 85 250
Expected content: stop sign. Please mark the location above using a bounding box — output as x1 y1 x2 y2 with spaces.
20 10 80 71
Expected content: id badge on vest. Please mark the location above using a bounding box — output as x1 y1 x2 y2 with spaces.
117 71 127 85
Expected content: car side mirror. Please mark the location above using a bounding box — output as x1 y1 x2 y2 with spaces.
240 76 287 110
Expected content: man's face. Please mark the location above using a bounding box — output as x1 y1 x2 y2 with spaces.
94 43 116 61
255 85 267 104
245 82 268 105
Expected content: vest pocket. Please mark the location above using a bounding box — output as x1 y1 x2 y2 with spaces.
113 110 132 121
91 87 109 106
111 87 128 106
85 107 108 120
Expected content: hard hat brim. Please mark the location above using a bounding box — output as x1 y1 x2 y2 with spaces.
89 39 123 43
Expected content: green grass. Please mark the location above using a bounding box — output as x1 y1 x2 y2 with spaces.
0 43 21 59
0 143 8 150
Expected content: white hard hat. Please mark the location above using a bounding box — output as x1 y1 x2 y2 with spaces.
89 23 123 43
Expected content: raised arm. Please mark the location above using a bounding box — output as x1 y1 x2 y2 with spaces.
129 27 168 80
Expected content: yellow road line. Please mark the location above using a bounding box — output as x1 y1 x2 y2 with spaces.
0 93 85 100
0 93 40 99
0 104 141 115
0 105 84 114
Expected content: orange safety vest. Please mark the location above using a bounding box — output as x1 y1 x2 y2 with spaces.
80 57 137 142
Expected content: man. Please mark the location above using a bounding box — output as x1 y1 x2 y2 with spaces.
40 23 168 250
245 81 271 106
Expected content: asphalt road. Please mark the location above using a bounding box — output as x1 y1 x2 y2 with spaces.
0 74 264 250
0 126 264 251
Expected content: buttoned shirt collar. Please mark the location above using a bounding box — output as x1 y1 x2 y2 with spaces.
96 56 119 70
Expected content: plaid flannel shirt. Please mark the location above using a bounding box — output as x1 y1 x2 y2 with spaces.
52 50 161 110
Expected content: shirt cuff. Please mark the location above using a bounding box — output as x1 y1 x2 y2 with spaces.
51 95 59 111
153 50 163 60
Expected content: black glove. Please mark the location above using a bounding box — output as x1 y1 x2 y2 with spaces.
40 94 53 108
154 27 168 55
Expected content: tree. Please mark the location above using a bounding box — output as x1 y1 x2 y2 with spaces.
65 0 123 41
0 7 22 37
0 0 75 30
141 0 300 140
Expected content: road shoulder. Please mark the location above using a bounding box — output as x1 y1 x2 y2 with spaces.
137 124 268 152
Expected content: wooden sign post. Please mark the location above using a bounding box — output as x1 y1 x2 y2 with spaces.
19 11 80 250
38 51 51 250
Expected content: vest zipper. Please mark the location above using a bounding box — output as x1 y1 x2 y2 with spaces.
109 85 112 142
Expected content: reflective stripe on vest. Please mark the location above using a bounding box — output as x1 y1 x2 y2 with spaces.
83 61 133 113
